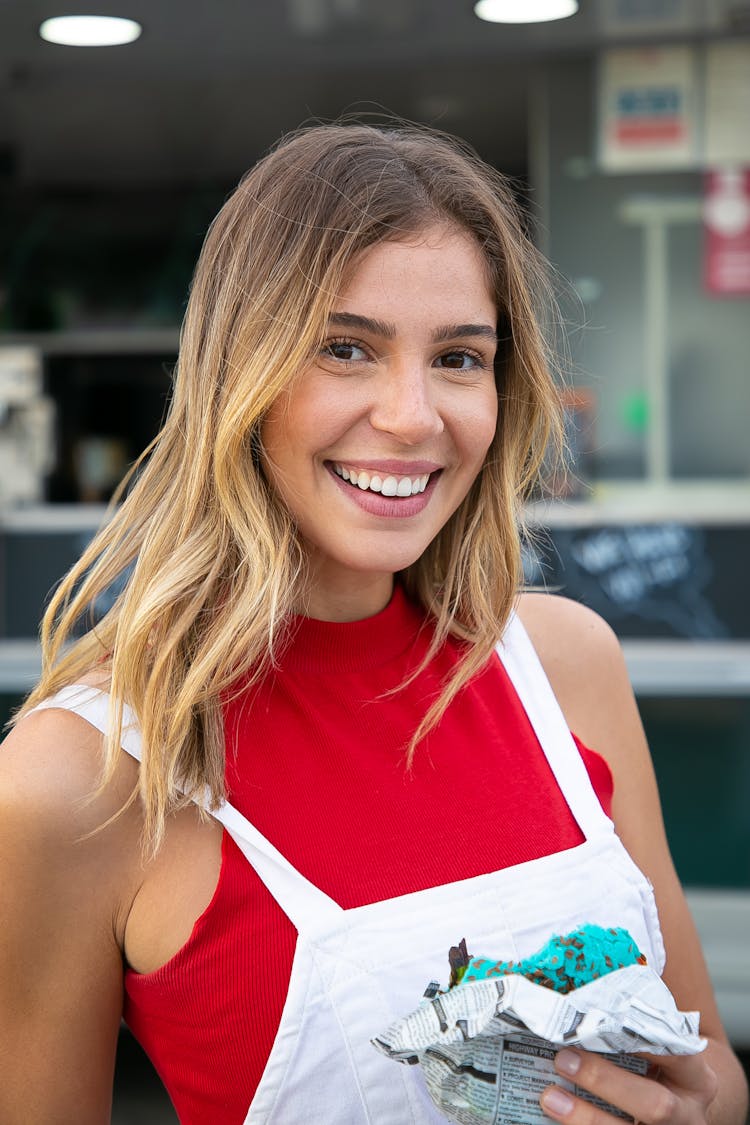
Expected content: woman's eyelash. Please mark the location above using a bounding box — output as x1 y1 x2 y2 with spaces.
437 348 489 369
321 337 368 361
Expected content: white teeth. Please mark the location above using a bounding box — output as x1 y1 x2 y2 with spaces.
333 464 432 497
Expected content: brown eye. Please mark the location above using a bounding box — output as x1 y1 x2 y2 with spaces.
437 350 480 370
322 340 367 362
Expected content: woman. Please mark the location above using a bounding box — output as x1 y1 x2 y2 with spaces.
0 123 746 1124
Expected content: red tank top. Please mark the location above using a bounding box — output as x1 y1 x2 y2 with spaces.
123 588 613 1123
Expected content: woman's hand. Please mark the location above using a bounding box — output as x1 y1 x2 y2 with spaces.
540 1048 719 1125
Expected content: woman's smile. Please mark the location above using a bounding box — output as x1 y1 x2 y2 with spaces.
327 460 442 517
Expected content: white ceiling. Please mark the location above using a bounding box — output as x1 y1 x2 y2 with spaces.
0 0 747 186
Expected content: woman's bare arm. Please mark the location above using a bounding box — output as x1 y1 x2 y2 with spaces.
0 707 144 1124
517 592 749 1125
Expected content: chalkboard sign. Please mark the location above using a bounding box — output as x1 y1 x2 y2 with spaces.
524 523 750 639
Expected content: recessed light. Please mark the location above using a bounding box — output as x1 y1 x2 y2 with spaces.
38 15 142 47
474 0 578 23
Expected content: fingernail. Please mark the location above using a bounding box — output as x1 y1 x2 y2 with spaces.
542 1087 575 1116
555 1049 581 1076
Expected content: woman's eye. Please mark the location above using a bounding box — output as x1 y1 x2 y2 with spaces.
322 340 367 363
437 350 483 371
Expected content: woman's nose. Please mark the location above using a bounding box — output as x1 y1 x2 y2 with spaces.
368 364 444 445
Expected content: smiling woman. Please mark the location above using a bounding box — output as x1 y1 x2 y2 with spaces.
1 123 747 1125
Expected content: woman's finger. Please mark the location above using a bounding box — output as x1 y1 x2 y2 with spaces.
640 1051 718 1101
539 1048 707 1125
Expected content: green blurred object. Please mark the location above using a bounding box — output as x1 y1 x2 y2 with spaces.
621 391 650 433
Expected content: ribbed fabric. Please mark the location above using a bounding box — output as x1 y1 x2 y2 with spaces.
123 587 613 1124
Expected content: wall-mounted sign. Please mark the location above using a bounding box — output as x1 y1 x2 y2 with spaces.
705 42 750 167
598 46 698 171
597 0 697 38
704 169 750 297
523 522 749 640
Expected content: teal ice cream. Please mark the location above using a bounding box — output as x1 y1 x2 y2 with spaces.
450 924 647 994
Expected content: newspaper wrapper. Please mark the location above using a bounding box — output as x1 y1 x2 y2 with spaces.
373 964 705 1125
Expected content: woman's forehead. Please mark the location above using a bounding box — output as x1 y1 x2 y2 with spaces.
335 223 495 308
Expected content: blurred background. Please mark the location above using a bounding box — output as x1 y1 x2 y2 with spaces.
1 0 749 1119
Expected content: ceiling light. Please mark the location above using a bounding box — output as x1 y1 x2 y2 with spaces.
474 0 578 23
38 15 142 46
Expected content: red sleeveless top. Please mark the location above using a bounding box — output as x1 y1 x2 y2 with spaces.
123 588 613 1123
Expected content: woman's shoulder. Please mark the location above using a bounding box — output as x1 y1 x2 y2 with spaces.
513 591 634 756
0 679 145 971
514 590 620 663
0 678 142 866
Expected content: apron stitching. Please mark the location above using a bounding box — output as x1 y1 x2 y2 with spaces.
294 835 611 934
307 942 381 1125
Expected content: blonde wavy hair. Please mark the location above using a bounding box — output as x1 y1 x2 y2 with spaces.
19 122 564 851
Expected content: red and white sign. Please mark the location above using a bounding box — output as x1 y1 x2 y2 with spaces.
598 47 698 172
704 169 750 296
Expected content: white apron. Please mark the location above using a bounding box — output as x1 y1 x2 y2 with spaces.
34 614 666 1124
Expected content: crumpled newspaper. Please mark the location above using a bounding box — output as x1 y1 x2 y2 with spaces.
373 964 705 1125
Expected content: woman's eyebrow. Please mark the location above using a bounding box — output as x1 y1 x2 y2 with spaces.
328 313 498 345
432 323 498 344
328 312 396 338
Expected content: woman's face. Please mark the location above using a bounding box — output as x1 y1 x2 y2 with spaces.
261 223 499 621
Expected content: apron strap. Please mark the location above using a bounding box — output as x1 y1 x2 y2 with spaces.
496 612 615 842
29 685 344 933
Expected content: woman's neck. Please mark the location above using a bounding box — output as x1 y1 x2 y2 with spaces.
299 570 395 623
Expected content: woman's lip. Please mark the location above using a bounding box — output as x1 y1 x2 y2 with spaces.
326 458 442 475
326 463 441 517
